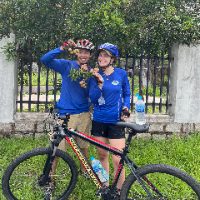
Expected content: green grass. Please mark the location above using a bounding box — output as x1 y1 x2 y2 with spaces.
128 76 167 99
18 103 167 114
17 103 54 112
1 134 200 199
21 71 62 86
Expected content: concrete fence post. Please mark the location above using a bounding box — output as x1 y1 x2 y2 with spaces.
0 34 18 123
169 43 200 123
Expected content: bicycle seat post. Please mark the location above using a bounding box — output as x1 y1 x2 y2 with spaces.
64 113 70 126
124 130 136 154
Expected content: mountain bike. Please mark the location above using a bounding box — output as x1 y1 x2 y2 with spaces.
2 107 200 200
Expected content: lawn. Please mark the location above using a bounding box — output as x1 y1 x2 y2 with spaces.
1 133 200 199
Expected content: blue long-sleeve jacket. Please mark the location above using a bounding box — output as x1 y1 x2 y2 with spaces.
41 47 91 115
89 68 131 123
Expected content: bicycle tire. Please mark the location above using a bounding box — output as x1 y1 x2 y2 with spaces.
120 164 200 200
2 147 78 200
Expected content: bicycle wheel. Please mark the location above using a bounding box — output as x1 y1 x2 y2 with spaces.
120 164 200 200
2 147 78 200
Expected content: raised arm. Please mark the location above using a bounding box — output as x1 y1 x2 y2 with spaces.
41 39 76 74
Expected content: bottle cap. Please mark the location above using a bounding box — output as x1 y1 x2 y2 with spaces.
90 156 94 161
136 94 142 100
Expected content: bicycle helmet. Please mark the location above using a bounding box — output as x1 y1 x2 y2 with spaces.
75 39 94 52
97 43 119 59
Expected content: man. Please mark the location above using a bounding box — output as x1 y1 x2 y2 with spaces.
41 39 94 177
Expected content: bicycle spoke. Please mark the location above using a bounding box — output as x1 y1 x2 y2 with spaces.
126 172 198 199
8 154 73 199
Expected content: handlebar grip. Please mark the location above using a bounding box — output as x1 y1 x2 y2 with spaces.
120 108 130 118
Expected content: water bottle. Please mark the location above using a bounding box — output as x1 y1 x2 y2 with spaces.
90 156 109 183
135 94 146 125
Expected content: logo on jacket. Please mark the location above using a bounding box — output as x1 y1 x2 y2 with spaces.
112 80 119 85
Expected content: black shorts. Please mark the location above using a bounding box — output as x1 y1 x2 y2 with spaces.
91 120 125 139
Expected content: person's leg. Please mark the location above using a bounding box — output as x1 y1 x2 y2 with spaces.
109 138 125 190
75 112 92 173
94 136 109 186
50 114 77 178
80 148 88 172
50 127 68 179
91 120 110 185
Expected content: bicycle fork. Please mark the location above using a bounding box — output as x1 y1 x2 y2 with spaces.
39 141 58 186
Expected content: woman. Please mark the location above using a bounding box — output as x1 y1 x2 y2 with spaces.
89 43 131 190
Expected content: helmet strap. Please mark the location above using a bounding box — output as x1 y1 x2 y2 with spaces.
107 58 113 68
97 58 113 70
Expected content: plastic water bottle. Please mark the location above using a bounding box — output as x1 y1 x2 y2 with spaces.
135 94 146 125
90 157 109 183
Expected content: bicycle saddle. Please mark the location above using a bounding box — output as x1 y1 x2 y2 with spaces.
116 122 149 133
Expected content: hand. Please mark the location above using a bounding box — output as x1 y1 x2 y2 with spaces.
92 70 104 85
120 107 130 120
61 39 76 51
80 64 89 72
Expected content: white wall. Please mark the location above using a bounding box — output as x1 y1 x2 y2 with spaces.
0 34 18 122
170 43 200 123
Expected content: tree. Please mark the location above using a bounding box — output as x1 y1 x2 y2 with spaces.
0 0 199 59
122 0 200 54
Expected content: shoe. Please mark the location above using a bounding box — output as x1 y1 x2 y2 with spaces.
79 169 90 180
43 181 55 200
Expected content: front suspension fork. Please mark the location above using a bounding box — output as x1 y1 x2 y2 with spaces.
39 141 58 186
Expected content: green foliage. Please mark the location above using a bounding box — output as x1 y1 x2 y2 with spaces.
68 65 93 81
0 0 199 60
1 42 18 61
123 0 200 54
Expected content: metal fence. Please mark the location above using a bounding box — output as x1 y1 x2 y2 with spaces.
17 45 172 114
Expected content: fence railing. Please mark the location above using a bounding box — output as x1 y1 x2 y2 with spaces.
17 45 172 114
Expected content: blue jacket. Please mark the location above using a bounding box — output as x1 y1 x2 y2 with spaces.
89 68 131 123
41 47 91 115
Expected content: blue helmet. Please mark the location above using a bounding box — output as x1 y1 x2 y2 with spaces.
97 43 119 59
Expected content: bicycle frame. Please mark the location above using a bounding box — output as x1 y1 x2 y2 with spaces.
62 127 160 199
43 114 161 199
65 127 125 191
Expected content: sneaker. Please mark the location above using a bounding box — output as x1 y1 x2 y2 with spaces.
79 169 90 180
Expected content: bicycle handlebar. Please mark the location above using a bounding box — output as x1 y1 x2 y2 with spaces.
116 122 149 133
